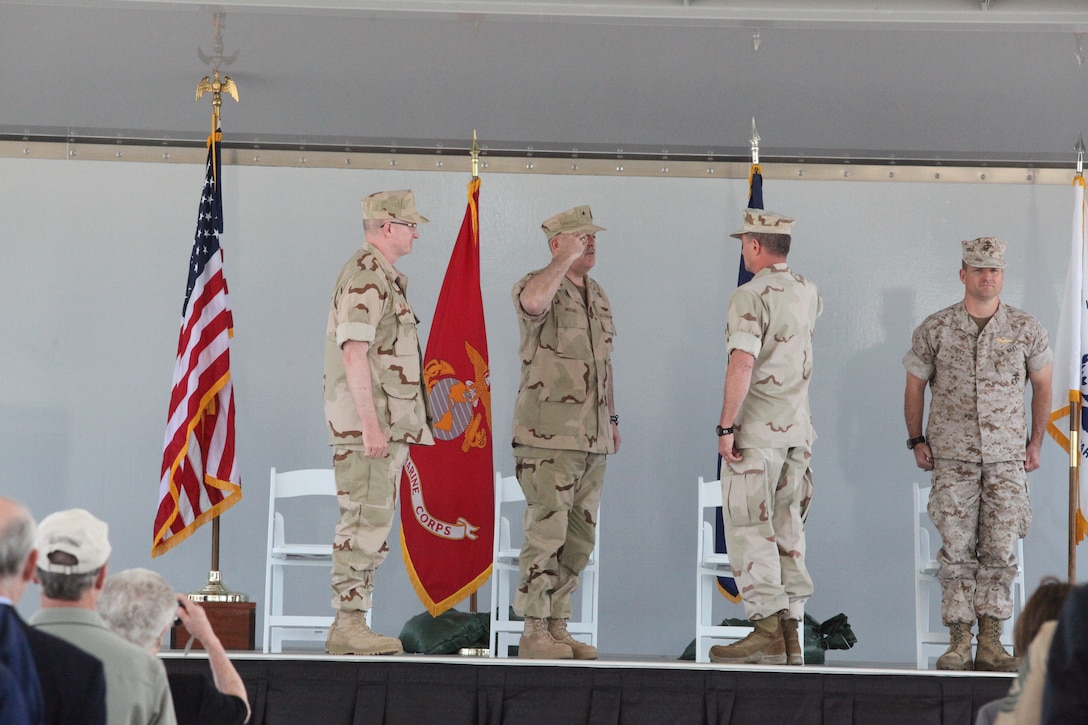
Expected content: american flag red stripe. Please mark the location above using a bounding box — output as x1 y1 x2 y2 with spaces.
153 129 241 557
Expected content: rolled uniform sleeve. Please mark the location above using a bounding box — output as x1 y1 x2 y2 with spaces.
903 324 936 382
333 269 385 348
1025 321 1053 373
725 288 765 359
336 321 376 347
512 272 550 364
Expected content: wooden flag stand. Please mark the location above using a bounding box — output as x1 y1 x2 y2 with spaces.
171 518 255 650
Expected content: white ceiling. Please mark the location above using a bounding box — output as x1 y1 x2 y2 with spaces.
5 0 1088 163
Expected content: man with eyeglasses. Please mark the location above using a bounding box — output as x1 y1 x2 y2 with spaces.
323 189 435 655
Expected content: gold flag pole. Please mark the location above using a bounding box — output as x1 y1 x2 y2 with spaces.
1069 137 1085 584
195 69 238 174
190 68 243 605
469 130 481 617
471 129 480 180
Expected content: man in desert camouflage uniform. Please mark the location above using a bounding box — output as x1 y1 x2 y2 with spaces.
323 189 435 655
510 205 620 660
711 209 821 666
903 236 1052 672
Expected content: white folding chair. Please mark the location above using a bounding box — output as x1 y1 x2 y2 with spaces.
488 471 600 657
263 467 368 653
914 481 1025 669
694 476 753 663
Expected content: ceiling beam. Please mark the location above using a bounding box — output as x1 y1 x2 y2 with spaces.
23 0 1085 30
7 0 1088 30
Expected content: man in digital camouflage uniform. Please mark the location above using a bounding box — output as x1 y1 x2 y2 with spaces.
511 205 620 660
323 189 435 655
904 236 1052 672
711 209 821 666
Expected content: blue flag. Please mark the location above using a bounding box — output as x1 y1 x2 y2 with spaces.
714 163 763 603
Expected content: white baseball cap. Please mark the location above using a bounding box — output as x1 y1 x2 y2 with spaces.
36 509 111 574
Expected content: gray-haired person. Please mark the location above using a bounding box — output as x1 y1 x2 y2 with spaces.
98 569 249 725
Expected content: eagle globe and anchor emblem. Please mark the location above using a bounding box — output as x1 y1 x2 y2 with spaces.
402 342 491 541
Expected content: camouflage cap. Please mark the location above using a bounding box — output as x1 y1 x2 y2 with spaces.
729 208 795 239
541 205 605 240
361 190 430 224
961 236 1007 269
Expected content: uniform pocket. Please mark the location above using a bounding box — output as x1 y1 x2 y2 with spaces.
722 458 769 528
539 358 589 404
556 310 589 358
382 382 421 428
393 311 421 358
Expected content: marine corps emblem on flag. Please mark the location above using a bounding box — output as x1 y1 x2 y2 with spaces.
426 344 491 451
402 345 491 541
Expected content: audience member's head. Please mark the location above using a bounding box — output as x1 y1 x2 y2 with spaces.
98 568 176 653
1016 576 1075 655
35 509 110 603
0 497 36 601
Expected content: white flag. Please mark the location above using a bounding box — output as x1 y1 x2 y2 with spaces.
1047 175 1088 543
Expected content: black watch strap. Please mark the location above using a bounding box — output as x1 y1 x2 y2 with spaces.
716 424 734 437
906 435 927 450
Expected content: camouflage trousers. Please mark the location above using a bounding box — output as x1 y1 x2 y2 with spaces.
720 445 814 621
513 448 606 620
929 458 1030 624
330 443 410 613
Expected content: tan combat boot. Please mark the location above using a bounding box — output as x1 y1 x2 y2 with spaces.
325 610 403 655
974 615 1020 672
709 615 787 665
780 615 804 666
547 618 598 660
935 621 973 670
518 617 573 659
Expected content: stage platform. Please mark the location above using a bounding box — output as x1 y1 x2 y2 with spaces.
161 652 1014 724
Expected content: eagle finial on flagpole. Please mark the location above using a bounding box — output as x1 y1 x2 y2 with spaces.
471 130 481 179
1077 134 1085 177
750 117 761 166
196 69 239 130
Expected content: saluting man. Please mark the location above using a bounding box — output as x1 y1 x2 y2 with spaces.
510 205 620 660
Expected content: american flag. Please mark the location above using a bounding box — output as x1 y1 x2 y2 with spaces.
152 129 241 557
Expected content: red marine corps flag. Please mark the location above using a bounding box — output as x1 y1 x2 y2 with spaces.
400 176 494 615
153 127 241 556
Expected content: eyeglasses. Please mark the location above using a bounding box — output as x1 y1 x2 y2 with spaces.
387 221 417 230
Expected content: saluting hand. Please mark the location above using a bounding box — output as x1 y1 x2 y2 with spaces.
552 232 588 262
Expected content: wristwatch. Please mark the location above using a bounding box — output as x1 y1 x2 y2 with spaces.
906 435 927 450
716 424 735 437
